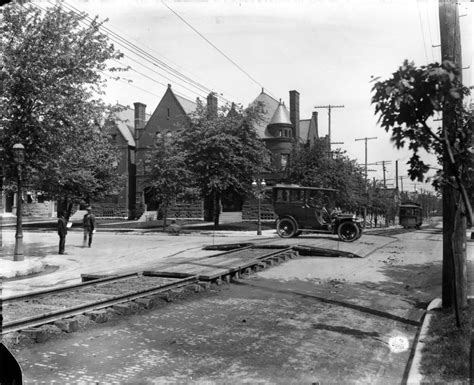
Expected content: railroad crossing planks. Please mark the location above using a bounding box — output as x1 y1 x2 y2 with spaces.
149 246 295 281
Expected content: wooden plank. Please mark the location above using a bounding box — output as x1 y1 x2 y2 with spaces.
142 271 195 279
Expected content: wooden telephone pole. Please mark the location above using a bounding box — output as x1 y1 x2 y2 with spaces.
438 0 466 310
314 105 345 152
355 137 377 222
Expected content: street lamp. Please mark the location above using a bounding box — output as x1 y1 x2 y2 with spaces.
251 178 266 235
13 143 25 261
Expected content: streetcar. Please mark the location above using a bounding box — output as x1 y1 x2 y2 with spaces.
272 185 363 242
399 202 423 229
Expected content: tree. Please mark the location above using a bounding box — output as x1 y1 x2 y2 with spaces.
286 139 366 212
371 60 472 318
178 101 269 227
145 132 196 230
0 3 124 217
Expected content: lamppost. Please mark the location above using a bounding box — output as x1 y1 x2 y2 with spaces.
13 143 25 262
251 178 266 236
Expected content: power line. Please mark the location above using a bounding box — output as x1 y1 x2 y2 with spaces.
416 0 430 64
50 1 231 104
60 1 223 99
161 0 278 100
424 0 436 62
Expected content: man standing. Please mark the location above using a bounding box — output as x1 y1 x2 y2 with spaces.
57 211 67 254
83 206 96 248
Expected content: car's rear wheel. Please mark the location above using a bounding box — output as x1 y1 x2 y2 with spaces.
277 218 297 238
337 221 360 242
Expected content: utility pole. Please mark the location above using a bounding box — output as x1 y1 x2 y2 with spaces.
367 160 392 188
395 160 399 190
399 176 408 193
328 141 344 158
355 137 377 222
439 0 466 311
314 105 344 152
355 137 377 188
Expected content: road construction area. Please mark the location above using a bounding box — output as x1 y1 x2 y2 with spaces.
1 225 445 383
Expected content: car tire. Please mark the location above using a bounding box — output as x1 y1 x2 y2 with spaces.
277 218 297 238
337 221 360 242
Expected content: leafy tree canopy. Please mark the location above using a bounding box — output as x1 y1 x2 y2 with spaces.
0 3 124 203
179 101 269 198
371 60 472 186
286 139 366 211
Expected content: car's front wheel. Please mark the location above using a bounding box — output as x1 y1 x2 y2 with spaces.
276 218 297 238
337 221 360 242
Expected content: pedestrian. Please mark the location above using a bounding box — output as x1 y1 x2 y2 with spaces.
83 206 96 248
57 211 67 255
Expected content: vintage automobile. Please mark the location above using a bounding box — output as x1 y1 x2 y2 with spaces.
399 202 423 229
272 185 363 242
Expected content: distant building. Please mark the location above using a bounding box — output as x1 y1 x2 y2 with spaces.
98 104 151 219
0 85 326 222
248 89 321 184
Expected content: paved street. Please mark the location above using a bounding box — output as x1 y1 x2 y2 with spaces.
1 226 447 383
1 227 393 297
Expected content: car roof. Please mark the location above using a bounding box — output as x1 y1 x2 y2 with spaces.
272 185 338 192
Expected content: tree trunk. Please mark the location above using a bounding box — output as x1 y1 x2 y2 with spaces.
162 204 168 232
454 201 467 309
213 192 220 228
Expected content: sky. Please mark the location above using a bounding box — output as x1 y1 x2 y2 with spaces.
47 0 473 192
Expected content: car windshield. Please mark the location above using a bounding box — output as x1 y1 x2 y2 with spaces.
305 189 334 210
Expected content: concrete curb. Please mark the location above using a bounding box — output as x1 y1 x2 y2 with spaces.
406 297 442 384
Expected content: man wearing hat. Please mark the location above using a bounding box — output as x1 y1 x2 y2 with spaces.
82 206 96 247
57 211 68 254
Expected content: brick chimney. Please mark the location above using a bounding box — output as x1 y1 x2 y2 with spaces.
312 111 319 138
289 90 300 140
206 92 218 117
134 102 146 141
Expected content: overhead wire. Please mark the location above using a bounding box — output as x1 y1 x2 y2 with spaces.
424 0 436 62
49 0 232 104
59 1 227 101
416 0 430 64
161 0 278 100
23 2 204 105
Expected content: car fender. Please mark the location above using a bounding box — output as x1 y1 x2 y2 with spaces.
276 215 299 231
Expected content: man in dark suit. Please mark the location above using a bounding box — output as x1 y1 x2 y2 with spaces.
83 206 96 247
57 211 68 254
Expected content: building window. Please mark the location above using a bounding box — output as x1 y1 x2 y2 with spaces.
37 193 45 203
281 154 289 169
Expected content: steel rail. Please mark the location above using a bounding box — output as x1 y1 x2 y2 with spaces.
254 247 293 260
2 276 198 334
1 272 140 304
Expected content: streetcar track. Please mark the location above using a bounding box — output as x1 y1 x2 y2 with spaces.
1 246 297 336
1 229 427 338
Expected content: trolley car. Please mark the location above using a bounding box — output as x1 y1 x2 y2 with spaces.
399 202 423 229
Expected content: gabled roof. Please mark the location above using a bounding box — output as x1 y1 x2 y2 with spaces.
248 91 282 139
299 119 311 143
107 104 151 147
113 106 136 146
175 94 197 114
